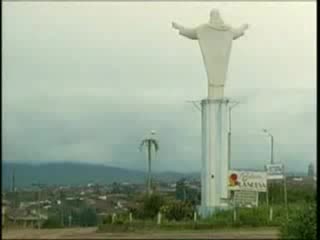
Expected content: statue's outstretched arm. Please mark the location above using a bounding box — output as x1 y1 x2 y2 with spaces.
232 24 249 40
172 22 198 40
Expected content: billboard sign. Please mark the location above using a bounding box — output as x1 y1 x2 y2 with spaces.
228 170 267 192
266 164 284 180
234 190 258 207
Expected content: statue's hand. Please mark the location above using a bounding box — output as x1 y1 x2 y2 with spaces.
232 24 249 39
242 23 249 30
172 22 180 30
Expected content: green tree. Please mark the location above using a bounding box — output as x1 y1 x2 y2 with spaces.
139 131 159 196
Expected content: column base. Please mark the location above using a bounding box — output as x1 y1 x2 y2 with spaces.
197 204 231 218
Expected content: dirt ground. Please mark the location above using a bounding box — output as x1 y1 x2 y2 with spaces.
2 227 280 239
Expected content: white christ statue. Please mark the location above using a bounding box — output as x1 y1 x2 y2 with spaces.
172 9 249 99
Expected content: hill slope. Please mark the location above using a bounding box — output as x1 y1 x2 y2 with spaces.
2 162 198 189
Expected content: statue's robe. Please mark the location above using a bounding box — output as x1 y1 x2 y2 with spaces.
177 23 239 99
196 25 234 99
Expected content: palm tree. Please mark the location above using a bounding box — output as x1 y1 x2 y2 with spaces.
139 131 159 196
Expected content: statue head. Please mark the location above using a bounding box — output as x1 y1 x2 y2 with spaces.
209 9 224 25
208 8 230 31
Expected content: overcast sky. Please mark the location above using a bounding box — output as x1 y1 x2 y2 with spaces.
3 2 316 173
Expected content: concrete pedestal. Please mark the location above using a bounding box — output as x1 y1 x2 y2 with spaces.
199 98 230 217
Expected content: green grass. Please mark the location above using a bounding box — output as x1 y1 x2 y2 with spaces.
98 203 303 233
98 220 278 233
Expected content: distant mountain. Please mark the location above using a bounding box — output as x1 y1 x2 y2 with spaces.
2 162 198 190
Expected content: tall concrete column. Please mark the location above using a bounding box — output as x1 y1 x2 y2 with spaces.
199 99 229 217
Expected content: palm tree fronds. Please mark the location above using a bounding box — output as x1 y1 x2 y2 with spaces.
139 139 148 151
150 139 159 152
139 138 159 152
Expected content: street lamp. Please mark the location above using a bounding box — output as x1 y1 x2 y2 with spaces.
262 129 274 164
262 129 277 221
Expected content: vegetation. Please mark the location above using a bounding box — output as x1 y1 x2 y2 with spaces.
97 178 316 233
42 207 97 229
99 195 316 233
5 161 316 234
175 179 200 205
261 181 316 205
41 215 63 229
135 193 165 219
129 193 194 221
280 202 317 240
78 207 98 227
160 200 193 221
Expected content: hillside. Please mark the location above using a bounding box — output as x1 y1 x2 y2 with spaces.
2 162 198 189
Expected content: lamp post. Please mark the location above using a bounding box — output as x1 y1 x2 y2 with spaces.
262 129 275 221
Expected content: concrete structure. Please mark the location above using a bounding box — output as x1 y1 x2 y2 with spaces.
173 9 248 216
200 99 229 214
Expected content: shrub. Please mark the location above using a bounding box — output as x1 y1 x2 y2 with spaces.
204 205 279 227
280 202 317 240
237 207 269 226
161 200 193 221
101 214 112 224
203 208 234 227
113 213 130 225
134 194 165 219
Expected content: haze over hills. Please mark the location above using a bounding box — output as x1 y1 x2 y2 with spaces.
1 162 199 190
2 162 308 190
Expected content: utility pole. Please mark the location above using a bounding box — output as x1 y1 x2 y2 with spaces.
227 101 240 170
